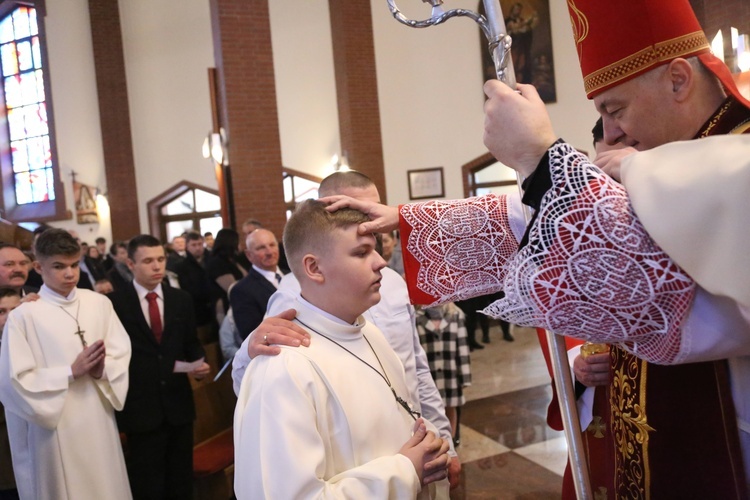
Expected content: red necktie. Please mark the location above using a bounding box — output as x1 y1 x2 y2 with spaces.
146 292 162 343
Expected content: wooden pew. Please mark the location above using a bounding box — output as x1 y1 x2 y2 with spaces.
192 342 236 500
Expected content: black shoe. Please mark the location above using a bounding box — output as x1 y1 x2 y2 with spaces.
469 341 485 351
482 334 490 344
503 331 515 342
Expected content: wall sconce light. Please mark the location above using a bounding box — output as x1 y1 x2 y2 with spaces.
202 128 229 166
331 152 351 172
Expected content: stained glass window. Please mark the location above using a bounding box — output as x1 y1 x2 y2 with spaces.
0 6 54 205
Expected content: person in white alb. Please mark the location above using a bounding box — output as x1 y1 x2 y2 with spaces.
0 228 132 500
234 200 450 498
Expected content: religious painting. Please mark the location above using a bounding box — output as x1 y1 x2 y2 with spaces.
74 180 98 224
480 0 557 103
407 167 445 200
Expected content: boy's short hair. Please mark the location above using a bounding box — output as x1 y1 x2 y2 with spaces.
34 228 80 259
127 235 163 260
318 170 374 198
95 237 106 245
0 287 20 300
283 200 369 277
109 241 127 256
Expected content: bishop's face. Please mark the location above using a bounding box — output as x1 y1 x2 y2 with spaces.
35 253 80 297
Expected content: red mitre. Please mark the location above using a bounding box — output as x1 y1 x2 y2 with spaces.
568 0 711 98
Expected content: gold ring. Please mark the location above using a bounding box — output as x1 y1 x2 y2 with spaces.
580 342 608 359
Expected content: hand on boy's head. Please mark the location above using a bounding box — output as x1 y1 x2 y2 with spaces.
319 195 400 235
247 309 311 358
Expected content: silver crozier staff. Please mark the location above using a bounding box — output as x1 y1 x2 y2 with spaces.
384 0 592 498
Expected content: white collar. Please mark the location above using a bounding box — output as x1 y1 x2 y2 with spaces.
133 280 163 301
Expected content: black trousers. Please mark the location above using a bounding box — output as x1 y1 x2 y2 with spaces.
126 421 193 500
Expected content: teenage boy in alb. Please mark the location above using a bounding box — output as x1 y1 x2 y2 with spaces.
234 200 450 499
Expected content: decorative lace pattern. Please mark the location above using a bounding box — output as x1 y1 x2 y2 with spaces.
483 143 695 364
400 195 519 304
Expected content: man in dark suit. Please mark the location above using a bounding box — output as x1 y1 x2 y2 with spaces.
230 228 283 341
109 235 209 500
175 232 214 342
106 242 133 292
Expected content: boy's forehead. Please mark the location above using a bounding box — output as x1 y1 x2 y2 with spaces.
0 296 20 308
40 253 80 265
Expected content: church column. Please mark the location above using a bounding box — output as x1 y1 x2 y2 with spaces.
208 0 286 238
329 0 388 202
88 0 140 241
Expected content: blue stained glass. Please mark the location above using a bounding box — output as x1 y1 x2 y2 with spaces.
26 137 44 170
7 108 24 140
32 37 40 68
12 8 30 40
11 140 28 173
35 69 44 102
14 172 31 204
19 71 38 105
16 40 31 71
4 75 21 108
0 16 13 44
1 43 17 77
29 8 37 37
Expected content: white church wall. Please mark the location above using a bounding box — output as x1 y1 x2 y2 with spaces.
369 0 598 205
44 0 112 244
269 0 342 181
118 0 216 235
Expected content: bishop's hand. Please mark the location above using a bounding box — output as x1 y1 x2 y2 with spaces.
320 195 399 235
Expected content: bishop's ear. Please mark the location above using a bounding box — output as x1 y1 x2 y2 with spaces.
667 58 693 101
301 254 325 284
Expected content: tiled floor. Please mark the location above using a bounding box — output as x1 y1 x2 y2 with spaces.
450 325 569 499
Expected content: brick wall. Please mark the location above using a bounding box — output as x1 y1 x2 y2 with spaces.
329 0 388 202
209 0 287 239
88 0 141 241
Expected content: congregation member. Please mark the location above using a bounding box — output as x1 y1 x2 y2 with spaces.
203 232 214 252
0 244 37 298
166 235 187 273
322 0 750 495
0 229 132 500
109 235 209 500
0 288 20 500
229 228 283 341
175 231 214 342
107 241 134 292
233 170 462 487
96 236 114 271
234 200 450 498
205 228 246 325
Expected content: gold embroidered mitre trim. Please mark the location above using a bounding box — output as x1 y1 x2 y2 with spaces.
584 31 710 96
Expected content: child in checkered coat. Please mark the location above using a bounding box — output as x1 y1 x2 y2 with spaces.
415 303 472 443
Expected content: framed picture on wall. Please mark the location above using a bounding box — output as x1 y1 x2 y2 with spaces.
407 167 445 200
480 0 557 103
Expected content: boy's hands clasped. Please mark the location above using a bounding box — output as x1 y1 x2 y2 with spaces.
399 418 451 486
71 339 106 379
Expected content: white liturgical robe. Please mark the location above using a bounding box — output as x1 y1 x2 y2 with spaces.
234 296 441 499
0 286 132 500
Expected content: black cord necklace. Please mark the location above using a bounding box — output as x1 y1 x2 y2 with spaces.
295 318 421 421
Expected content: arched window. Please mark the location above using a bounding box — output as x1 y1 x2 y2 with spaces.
282 167 320 219
147 181 223 243
462 152 519 198
0 2 65 222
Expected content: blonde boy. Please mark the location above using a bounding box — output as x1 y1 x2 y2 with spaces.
234 201 449 499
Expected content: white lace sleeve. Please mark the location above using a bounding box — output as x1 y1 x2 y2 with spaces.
484 143 696 364
398 194 520 305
